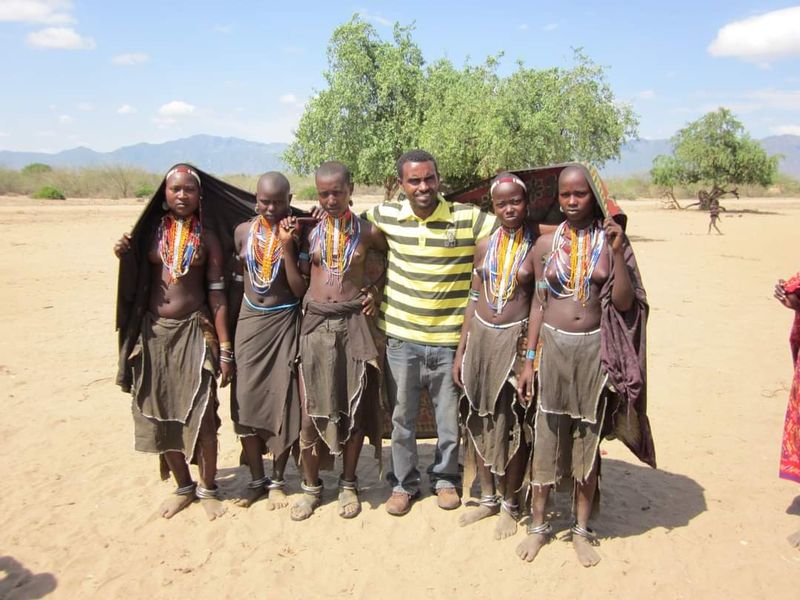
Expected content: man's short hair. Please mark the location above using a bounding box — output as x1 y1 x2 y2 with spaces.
396 149 438 179
315 161 352 185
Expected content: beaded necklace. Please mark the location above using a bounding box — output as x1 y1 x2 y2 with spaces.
245 216 283 295
310 210 360 286
482 226 534 315
158 213 202 282
544 220 605 305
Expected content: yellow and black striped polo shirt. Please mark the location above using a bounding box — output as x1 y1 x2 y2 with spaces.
365 198 496 346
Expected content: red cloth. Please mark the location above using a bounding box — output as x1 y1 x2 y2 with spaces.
780 310 800 483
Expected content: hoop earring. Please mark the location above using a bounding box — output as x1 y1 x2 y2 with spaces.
161 201 169 210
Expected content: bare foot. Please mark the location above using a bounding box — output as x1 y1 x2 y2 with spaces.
458 504 499 527
788 529 800 549
573 535 601 567
516 532 549 562
234 485 266 508
290 492 321 521
338 488 361 519
265 487 289 511
494 509 518 540
201 498 227 521
158 493 194 519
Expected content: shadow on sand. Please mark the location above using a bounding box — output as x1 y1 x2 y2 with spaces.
0 556 57 600
628 235 666 243
538 458 707 539
786 495 800 516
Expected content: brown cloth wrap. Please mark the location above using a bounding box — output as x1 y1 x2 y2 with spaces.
130 311 220 473
532 326 607 486
460 316 530 484
299 296 383 469
231 300 301 458
599 239 656 468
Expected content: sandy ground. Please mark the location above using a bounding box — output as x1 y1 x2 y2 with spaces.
1 195 800 599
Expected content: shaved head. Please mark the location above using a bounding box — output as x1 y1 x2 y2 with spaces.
558 165 588 187
315 161 352 185
257 171 291 197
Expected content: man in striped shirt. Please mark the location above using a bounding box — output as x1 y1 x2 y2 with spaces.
365 149 495 516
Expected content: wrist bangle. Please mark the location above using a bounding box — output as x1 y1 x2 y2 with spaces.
526 349 536 360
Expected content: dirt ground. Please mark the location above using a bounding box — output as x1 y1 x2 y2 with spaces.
1 195 799 599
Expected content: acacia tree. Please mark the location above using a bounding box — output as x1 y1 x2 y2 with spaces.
283 17 424 200
651 108 779 209
286 17 639 199
484 51 638 180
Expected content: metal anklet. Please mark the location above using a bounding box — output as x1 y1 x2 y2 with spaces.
527 521 553 538
247 476 271 490
570 523 600 546
267 479 286 491
501 499 520 521
300 480 323 496
196 485 220 499
175 482 197 496
479 493 500 508
338 476 358 491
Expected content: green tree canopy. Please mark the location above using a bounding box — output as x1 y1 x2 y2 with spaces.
285 16 639 199
650 108 780 209
283 17 423 199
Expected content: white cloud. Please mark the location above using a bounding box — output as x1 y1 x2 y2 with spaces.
117 104 136 115
279 93 297 104
214 24 232 34
518 24 529 31
35 130 55 137
111 52 149 66
709 7 800 62
637 90 656 100
543 23 558 32
357 9 390 27
158 100 196 117
58 114 73 124
0 131 8 137
27 27 95 49
0 0 74 24
772 124 800 135
76 101 93 111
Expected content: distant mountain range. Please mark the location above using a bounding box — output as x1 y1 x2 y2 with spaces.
1 133 798 179
0 134 289 175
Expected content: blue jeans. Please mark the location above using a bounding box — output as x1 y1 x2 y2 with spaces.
385 337 460 495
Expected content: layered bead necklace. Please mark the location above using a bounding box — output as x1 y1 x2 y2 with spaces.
544 220 605 305
158 213 202 282
246 216 283 295
310 211 360 286
482 226 534 314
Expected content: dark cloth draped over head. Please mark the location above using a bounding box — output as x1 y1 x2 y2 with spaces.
115 164 305 392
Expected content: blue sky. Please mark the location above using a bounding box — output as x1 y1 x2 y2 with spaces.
1 0 799 153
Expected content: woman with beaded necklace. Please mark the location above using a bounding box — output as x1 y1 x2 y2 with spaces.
515 164 648 567
452 172 537 541
114 164 233 521
229 172 307 510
